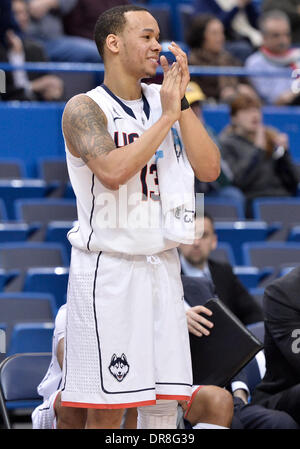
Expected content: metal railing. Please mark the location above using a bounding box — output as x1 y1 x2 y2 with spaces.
0 62 293 78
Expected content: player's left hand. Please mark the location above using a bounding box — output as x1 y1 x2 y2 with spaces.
168 42 190 99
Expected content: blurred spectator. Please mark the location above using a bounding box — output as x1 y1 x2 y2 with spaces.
252 266 300 426
262 0 300 44
185 81 245 206
245 10 300 105
193 0 262 61
186 14 248 103
63 0 130 41
0 0 21 47
219 93 299 217
23 0 100 62
0 0 64 101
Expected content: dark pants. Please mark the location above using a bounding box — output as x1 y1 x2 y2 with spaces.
231 397 300 429
254 384 300 426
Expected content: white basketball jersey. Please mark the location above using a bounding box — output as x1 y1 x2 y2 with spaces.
64 83 181 255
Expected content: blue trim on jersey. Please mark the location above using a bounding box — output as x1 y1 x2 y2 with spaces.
142 92 150 119
101 83 150 121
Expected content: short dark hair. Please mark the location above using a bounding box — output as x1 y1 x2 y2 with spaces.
186 14 219 49
94 5 150 60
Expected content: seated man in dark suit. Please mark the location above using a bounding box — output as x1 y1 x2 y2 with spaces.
179 212 263 325
182 275 299 429
251 266 300 425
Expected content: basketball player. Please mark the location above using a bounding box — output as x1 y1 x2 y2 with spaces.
60 5 220 429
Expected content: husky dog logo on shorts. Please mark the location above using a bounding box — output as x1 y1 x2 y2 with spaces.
109 353 130 382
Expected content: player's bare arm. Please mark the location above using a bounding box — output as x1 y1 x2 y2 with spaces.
62 64 182 190
166 42 221 183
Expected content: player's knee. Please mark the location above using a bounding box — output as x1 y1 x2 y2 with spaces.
204 386 233 421
55 393 87 429
86 408 124 429
186 386 233 426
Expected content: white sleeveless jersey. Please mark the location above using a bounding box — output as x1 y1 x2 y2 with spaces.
65 83 180 255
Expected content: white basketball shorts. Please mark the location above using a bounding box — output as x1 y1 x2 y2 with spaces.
61 247 192 409
31 391 59 429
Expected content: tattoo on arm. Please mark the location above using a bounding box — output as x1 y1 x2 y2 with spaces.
62 94 116 163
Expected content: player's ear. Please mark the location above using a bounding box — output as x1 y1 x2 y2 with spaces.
106 34 120 55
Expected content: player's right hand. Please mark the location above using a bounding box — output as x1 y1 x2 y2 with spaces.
159 56 182 123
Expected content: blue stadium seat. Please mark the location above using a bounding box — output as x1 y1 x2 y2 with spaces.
45 221 74 263
14 198 77 226
204 198 245 221
0 352 51 428
24 267 69 310
214 221 273 265
37 157 69 184
0 179 49 220
210 242 236 266
233 266 271 289
0 242 69 271
0 158 26 179
0 222 36 243
0 242 69 291
7 322 54 356
252 197 300 240
0 292 56 358
242 242 300 275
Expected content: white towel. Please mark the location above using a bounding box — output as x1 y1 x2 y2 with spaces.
156 125 196 244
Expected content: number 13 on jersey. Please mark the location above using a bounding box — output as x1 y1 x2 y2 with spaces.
140 163 160 201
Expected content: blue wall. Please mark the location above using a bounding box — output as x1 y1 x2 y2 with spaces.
0 102 65 177
0 102 300 178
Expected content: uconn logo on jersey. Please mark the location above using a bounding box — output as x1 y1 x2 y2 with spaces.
109 353 130 382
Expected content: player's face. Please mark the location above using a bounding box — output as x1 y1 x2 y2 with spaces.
119 11 162 79
179 217 217 267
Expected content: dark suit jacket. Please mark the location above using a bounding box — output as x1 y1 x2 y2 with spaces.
252 266 300 406
181 257 263 325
